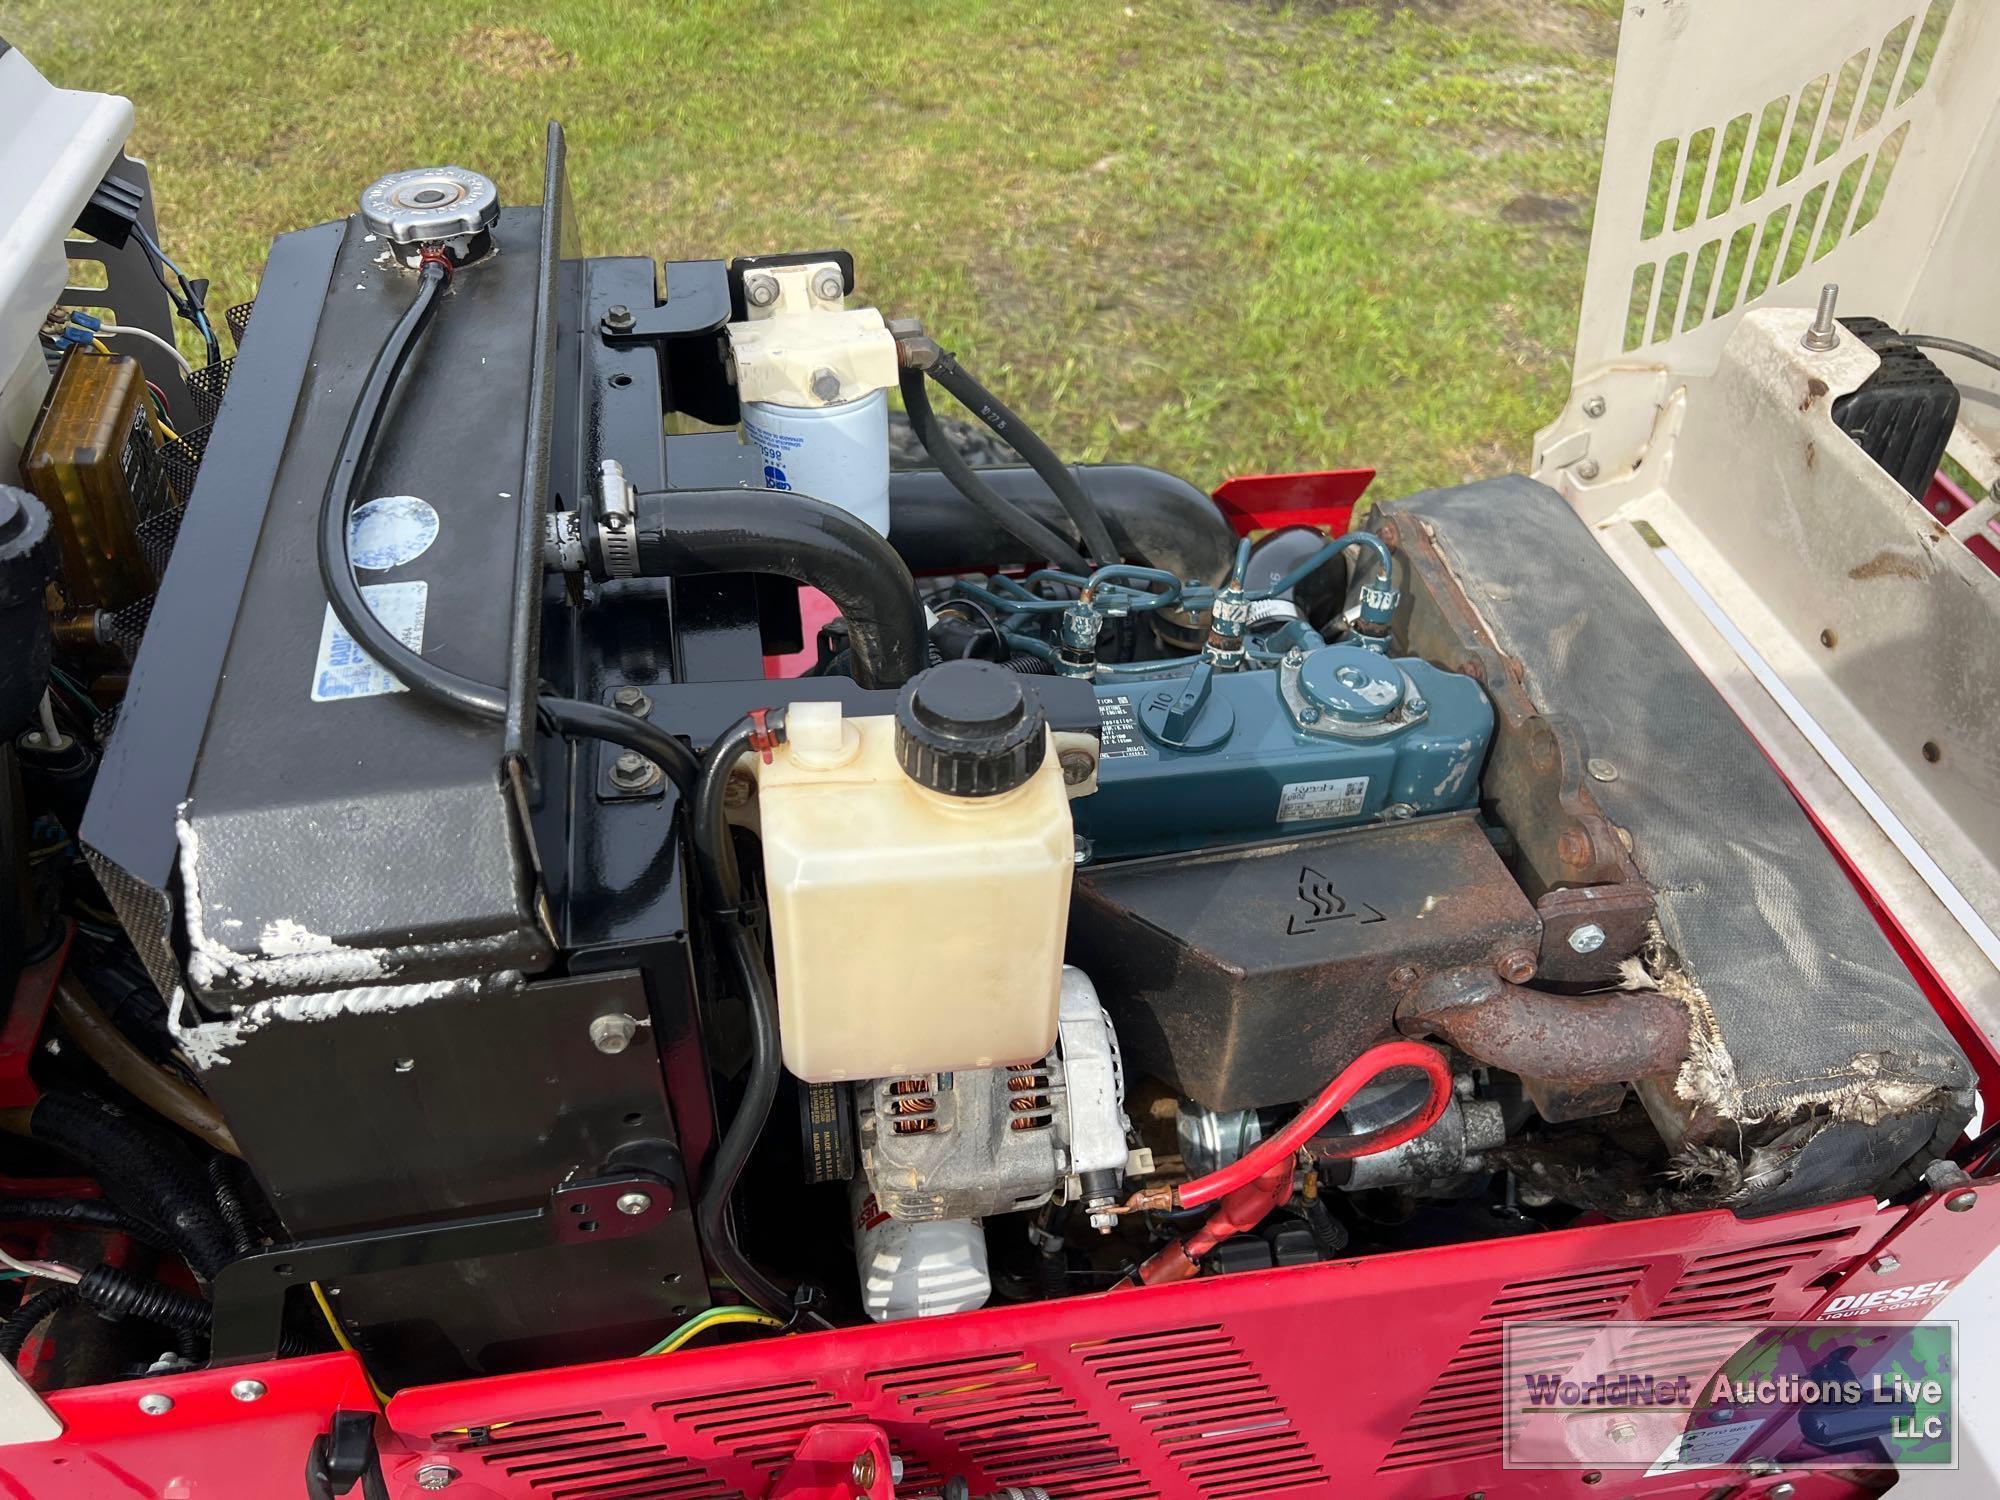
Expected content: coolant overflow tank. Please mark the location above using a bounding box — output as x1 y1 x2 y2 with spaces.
754 663 1075 1082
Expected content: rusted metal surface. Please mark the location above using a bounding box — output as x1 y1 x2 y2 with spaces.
1373 513 1656 949
1069 813 1539 1113
1534 880 1658 985
1397 965 1689 1091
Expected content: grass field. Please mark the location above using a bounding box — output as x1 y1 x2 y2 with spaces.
9 0 1619 499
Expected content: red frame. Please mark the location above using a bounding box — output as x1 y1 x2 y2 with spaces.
9 474 1997 1500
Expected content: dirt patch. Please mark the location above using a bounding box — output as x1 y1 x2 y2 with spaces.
1500 193 1582 226
1848 550 1924 582
456 26 575 79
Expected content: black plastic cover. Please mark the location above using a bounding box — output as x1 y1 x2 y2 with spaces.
1832 316 1960 499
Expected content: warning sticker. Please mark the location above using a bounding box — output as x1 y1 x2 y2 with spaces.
312 581 427 702
1097 694 1151 759
1276 775 1370 822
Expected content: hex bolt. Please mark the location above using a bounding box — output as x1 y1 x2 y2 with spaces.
1575 457 1601 481
590 1013 638 1055
230 1378 267 1402
137 1393 174 1416
1802 282 1842 352
615 1191 653 1216
1058 749 1096 785
850 1451 877 1490
611 685 652 717
1390 964 1422 989
601 303 636 334
1582 395 1607 418
890 1457 905 1484
609 750 660 792
813 268 846 302
1568 923 1608 955
1088 1210 1119 1232
1587 757 1619 782
1557 828 1593 866
811 366 844 401
744 271 781 308
1497 949 1538 984
1297 705 1321 725
416 1465 460 1492
1871 1253 1901 1275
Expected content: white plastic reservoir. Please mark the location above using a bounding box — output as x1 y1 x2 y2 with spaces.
753 668 1075 1083
851 1180 990 1322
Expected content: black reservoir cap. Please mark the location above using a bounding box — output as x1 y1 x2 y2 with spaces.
895 659 1047 797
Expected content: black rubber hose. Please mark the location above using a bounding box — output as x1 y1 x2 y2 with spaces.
899 370 1092 575
1300 1193 1350 1259
692 714 828 1330
0 1286 77 1365
76 1263 211 1334
311 259 701 799
30 1093 235 1281
925 350 1122 567
0 1196 175 1253
887 463 1236 585
633 488 928 689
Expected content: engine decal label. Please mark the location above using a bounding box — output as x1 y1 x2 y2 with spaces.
311 580 428 702
348 495 440 570
1096 695 1151 759
1276 775 1370 822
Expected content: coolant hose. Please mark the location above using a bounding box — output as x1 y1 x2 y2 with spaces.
692 714 829 1330
887 463 1237 585
635 489 928 689
923 349 1122 567
28 1093 235 1281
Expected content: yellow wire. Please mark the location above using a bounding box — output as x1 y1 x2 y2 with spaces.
153 416 181 445
646 1306 784 1356
90 339 110 355
310 1280 390 1405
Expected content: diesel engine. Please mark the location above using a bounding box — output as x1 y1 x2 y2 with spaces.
0 139 1974 1392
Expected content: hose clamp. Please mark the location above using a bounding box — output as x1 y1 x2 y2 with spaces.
597 458 639 579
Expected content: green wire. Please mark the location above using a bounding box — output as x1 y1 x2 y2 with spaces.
641 1304 780 1357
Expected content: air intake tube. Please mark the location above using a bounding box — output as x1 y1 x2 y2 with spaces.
634 487 929 689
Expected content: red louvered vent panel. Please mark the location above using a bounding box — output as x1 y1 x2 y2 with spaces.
1653 1227 1860 1321
1376 1264 1648 1474
435 1409 736 1500
1076 1325 1329 1500
658 1379 860 1470
868 1351 1157 1500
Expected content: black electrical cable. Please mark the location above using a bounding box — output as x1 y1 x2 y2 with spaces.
899 370 1092 574
75 1263 211 1334
0 1197 175 1253
925 349 1123 567
1899 334 2000 375
692 713 829 1331
0 1286 77 1365
312 259 699 798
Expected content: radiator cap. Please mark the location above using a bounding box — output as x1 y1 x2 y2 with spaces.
895 660 1047 798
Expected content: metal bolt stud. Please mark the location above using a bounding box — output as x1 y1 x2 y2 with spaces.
416 1464 460 1491
813 268 846 303
810 366 843 401
138 1393 174 1416
602 303 636 334
1405 697 1428 716
612 685 652 716
1568 923 1608 955
1802 283 1842 352
744 271 780 308
1770 1485 1797 1500
590 1013 638 1055
850 1451 877 1490
230 1378 267 1402
1948 1189 1979 1212
1587 757 1619 782
615 1191 653 1216
1582 395 1607 418
1072 835 1093 866
1497 949 1538 984
1297 705 1321 725
609 750 661 792
1575 457 1601 481
1871 1253 1901 1275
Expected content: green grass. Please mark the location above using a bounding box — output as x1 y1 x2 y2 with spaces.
10 0 1618 499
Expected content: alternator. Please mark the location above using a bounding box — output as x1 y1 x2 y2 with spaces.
859 968 1131 1224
